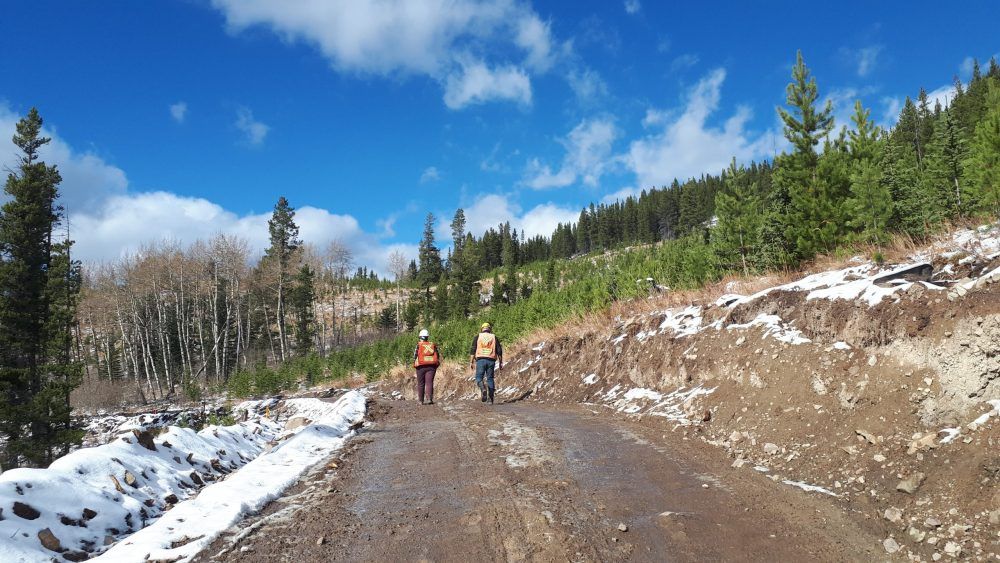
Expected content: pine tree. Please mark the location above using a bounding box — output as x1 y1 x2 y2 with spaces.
776 51 838 258
964 79 1000 216
845 101 892 244
0 109 83 467
417 213 443 322
289 264 315 355
501 225 517 304
922 109 965 215
712 159 762 276
847 158 893 244
544 259 558 291
265 196 301 362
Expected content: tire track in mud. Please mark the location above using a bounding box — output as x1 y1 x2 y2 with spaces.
201 398 880 562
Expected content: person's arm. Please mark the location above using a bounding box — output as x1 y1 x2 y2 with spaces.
496 338 503 370
469 336 477 369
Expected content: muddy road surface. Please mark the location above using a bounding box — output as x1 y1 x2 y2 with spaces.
201 398 881 562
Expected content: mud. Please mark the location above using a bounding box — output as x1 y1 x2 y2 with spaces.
200 398 880 562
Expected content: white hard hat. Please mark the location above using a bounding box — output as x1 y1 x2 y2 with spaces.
419 329 430 338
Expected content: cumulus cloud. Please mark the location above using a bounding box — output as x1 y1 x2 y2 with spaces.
567 67 608 104
925 84 958 110
419 166 441 183
524 117 619 189
626 68 772 188
235 106 269 146
462 193 578 238
71 192 416 274
624 0 641 14
209 0 558 110
0 103 128 214
0 102 414 274
169 102 188 123
443 59 532 109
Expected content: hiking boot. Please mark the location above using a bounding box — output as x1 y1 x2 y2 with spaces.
488 389 495 404
480 386 488 402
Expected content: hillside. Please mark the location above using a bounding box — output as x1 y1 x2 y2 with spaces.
381 222 1000 561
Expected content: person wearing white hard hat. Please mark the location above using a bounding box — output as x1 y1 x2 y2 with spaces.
412 329 441 404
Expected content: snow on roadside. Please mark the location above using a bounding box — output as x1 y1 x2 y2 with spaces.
96 392 365 562
726 313 811 345
0 392 365 563
608 384 715 424
782 479 839 497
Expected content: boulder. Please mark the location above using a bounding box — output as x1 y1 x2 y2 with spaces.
883 507 903 524
882 537 900 554
284 416 311 431
131 429 157 451
907 434 937 455
943 541 961 557
37 528 63 553
123 470 137 488
13 501 40 520
897 472 926 494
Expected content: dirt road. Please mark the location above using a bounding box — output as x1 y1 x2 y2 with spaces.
201 397 882 562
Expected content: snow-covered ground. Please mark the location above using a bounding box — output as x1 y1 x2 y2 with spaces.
0 392 366 563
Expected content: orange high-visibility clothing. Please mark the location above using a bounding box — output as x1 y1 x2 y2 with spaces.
474 333 498 360
413 341 440 367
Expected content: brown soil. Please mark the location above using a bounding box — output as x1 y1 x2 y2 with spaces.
198 398 880 562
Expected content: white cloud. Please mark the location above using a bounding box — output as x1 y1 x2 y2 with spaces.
567 67 608 104
462 193 578 238
0 102 414 275
626 68 772 188
419 166 441 183
0 104 128 214
515 15 556 72
856 46 881 76
70 192 416 274
443 59 532 109
235 106 269 146
601 186 642 204
169 102 188 123
925 84 957 111
670 54 699 73
525 117 619 189
880 96 902 128
624 0 641 14
209 0 558 110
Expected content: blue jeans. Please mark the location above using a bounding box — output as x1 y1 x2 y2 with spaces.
474 358 496 391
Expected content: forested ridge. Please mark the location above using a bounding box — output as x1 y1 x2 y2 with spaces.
2 52 999 468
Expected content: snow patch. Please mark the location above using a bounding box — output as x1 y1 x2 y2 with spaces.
96 392 366 562
782 479 839 497
0 392 365 563
726 313 811 345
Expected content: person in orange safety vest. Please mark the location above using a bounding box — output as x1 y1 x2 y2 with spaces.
469 322 503 404
413 329 440 405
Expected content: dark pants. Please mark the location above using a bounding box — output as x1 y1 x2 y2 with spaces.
416 366 437 403
474 358 496 391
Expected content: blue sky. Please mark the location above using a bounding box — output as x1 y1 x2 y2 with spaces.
1 1 997 272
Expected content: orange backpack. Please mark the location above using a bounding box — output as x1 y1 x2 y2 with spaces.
414 341 439 367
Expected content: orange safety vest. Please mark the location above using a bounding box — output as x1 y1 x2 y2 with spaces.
413 341 440 368
475 333 498 360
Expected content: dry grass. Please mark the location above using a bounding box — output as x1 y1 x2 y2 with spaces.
71 378 142 411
